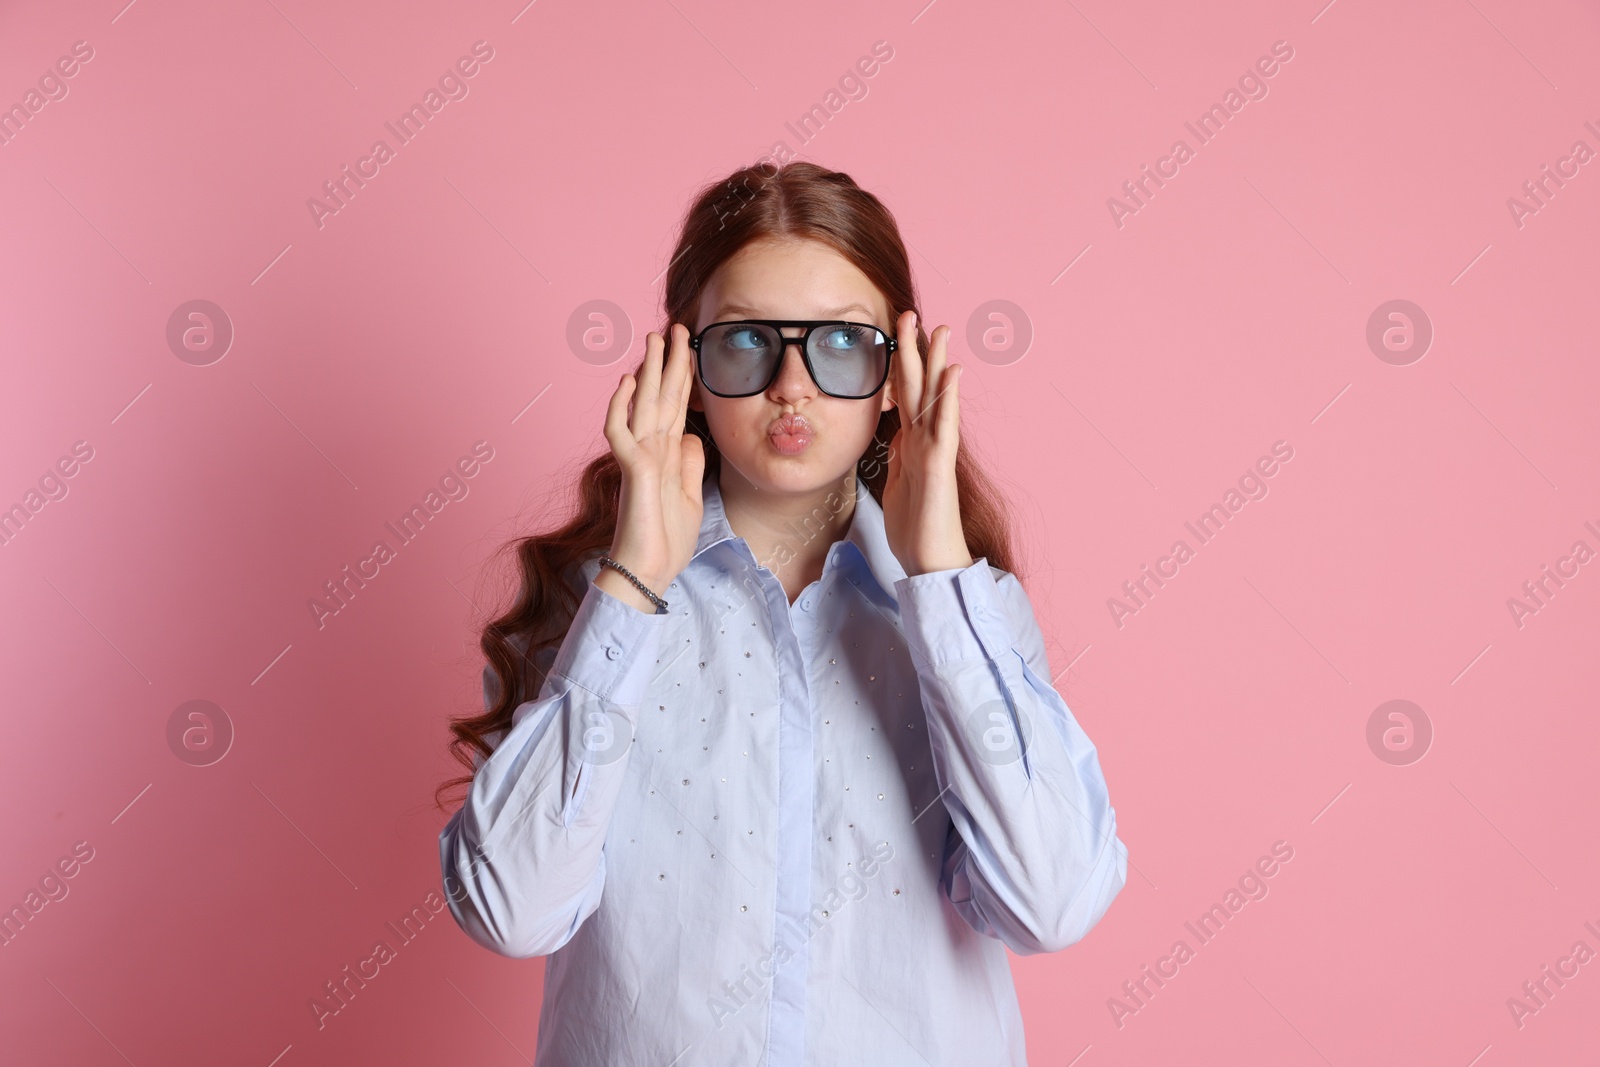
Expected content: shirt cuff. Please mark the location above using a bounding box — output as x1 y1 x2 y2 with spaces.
547 578 667 705
893 558 1013 669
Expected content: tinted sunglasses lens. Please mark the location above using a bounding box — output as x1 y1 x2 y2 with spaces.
808 324 888 397
700 323 780 396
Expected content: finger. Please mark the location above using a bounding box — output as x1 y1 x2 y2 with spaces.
680 428 706 496
632 330 665 435
896 309 923 426
666 323 694 437
917 325 950 430
681 324 700 435
604 373 638 461
654 323 687 436
935 363 962 450
920 328 962 434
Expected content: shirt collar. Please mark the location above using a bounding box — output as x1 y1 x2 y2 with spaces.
694 469 908 602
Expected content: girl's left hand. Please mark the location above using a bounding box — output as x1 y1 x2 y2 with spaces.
880 309 976 577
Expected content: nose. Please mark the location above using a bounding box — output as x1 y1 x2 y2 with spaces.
766 328 815 402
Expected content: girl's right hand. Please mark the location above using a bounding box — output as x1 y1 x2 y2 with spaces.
599 323 707 603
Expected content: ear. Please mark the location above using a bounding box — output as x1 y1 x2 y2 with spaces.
687 374 704 412
881 376 895 412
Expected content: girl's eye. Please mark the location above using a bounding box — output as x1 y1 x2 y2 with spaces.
818 325 866 350
725 327 771 350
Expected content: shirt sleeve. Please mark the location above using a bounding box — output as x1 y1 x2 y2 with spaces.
893 558 1128 956
438 577 667 959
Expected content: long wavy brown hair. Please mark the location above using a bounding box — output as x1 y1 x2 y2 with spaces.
436 160 1021 811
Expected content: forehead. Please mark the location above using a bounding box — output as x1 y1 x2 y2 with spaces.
697 238 889 324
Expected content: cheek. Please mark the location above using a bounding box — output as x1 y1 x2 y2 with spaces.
698 398 754 447
834 402 885 457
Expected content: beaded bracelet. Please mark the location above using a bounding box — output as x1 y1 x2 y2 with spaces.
597 555 669 614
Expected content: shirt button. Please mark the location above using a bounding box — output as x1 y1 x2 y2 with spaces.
605 645 621 660
800 596 813 611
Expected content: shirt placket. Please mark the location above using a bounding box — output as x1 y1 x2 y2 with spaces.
739 556 815 1067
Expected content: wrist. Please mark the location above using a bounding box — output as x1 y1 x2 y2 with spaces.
603 548 671 593
595 554 672 613
904 553 975 578
593 566 663 614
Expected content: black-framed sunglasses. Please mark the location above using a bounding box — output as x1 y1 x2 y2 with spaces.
689 319 897 400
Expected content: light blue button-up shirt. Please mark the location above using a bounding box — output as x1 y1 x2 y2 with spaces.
439 470 1128 1065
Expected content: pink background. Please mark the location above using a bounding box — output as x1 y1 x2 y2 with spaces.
3 0 1598 1063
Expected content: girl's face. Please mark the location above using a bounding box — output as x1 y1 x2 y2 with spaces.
688 236 896 496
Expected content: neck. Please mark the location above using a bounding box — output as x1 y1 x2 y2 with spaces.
719 464 857 593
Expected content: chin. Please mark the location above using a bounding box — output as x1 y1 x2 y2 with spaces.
737 449 856 494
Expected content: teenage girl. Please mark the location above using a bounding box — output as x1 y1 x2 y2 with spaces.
438 160 1127 1066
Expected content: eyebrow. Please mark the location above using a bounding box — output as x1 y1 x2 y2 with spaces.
715 302 876 320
